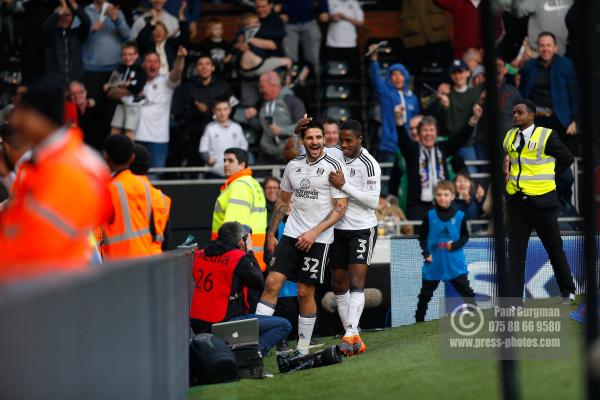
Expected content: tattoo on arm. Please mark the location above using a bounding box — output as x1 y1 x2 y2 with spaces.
332 198 347 216
268 202 287 235
314 198 348 231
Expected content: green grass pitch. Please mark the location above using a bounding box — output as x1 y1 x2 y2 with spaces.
189 302 584 400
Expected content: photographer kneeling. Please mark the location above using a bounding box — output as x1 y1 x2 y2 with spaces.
190 221 291 356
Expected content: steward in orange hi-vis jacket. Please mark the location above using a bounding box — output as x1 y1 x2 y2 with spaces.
102 135 154 260
0 83 113 281
130 144 172 254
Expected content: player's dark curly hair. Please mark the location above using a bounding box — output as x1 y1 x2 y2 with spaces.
340 119 362 137
300 119 324 138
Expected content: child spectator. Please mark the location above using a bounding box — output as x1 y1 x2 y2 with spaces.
199 97 248 178
197 17 232 73
235 12 291 78
415 180 476 322
104 42 147 138
453 170 485 222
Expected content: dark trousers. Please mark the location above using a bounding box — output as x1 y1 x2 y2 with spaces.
83 70 115 131
507 195 576 298
415 274 476 322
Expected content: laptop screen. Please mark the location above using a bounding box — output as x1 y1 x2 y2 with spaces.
211 318 259 348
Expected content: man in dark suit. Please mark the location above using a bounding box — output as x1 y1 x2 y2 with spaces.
519 31 579 156
503 99 576 303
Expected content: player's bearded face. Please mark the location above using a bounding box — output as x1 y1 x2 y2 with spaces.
302 128 324 159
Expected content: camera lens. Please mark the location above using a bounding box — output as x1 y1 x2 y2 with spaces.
324 345 343 364
277 353 290 373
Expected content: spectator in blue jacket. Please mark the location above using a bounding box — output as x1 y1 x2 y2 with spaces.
83 1 130 78
368 43 420 196
519 31 579 155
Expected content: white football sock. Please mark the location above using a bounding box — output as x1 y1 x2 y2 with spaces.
347 289 365 337
255 301 276 316
335 291 351 336
297 314 317 355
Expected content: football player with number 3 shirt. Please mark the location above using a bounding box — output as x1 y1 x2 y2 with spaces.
328 119 381 356
255 119 349 356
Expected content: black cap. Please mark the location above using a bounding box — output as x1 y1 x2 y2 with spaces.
20 83 64 126
449 59 469 73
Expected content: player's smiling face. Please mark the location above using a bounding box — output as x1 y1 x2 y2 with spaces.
339 129 361 158
302 128 325 160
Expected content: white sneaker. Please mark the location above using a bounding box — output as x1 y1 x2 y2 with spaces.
262 370 274 378
561 293 576 304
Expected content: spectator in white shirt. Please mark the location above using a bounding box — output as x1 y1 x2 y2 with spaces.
200 97 248 178
325 0 364 74
135 46 187 167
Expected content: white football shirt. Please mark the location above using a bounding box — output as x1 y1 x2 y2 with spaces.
336 147 381 230
280 152 348 244
135 74 177 144
324 145 345 163
326 0 364 48
199 120 248 177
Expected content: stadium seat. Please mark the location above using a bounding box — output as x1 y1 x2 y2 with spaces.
322 103 362 122
324 105 351 122
324 84 352 100
325 60 350 78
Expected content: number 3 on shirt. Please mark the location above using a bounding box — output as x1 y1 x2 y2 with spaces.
302 257 320 273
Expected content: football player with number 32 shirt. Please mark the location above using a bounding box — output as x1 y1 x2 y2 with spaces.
255 119 349 356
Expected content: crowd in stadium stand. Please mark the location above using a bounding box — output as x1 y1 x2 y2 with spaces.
0 0 583 229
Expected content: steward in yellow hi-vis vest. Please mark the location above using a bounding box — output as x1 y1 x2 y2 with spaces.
503 100 576 303
503 126 556 196
212 149 267 271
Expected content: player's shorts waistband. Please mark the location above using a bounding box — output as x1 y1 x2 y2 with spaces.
333 226 378 233
281 234 333 245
